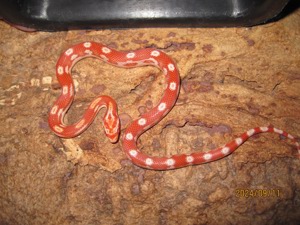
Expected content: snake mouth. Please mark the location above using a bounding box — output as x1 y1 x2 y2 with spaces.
107 134 119 143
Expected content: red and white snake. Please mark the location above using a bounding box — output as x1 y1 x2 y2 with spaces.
48 42 300 170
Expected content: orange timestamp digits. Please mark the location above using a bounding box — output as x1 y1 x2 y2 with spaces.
235 189 280 198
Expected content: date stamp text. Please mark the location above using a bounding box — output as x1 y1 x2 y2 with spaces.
235 189 280 198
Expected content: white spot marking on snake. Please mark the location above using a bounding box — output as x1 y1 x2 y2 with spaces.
84 49 93 55
54 125 64 133
168 63 175 71
51 105 58 114
247 129 255 136
71 54 78 61
158 102 166 111
169 82 177 91
62 86 68 95
260 127 268 132
126 52 135 59
166 158 175 166
274 128 283 134
203 153 212 161
129 149 138 157
57 66 64 75
235 138 243 146
126 133 133 140
83 42 91 48
65 48 73 56
221 147 230 155
151 50 160 57
186 155 194 163
145 158 154 166
102 47 111 54
138 118 147 126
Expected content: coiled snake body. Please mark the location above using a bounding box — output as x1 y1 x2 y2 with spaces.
48 42 300 170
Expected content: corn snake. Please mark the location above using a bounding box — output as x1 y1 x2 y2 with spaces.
48 42 300 170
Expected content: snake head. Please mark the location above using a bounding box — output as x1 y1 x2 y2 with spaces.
103 103 120 143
